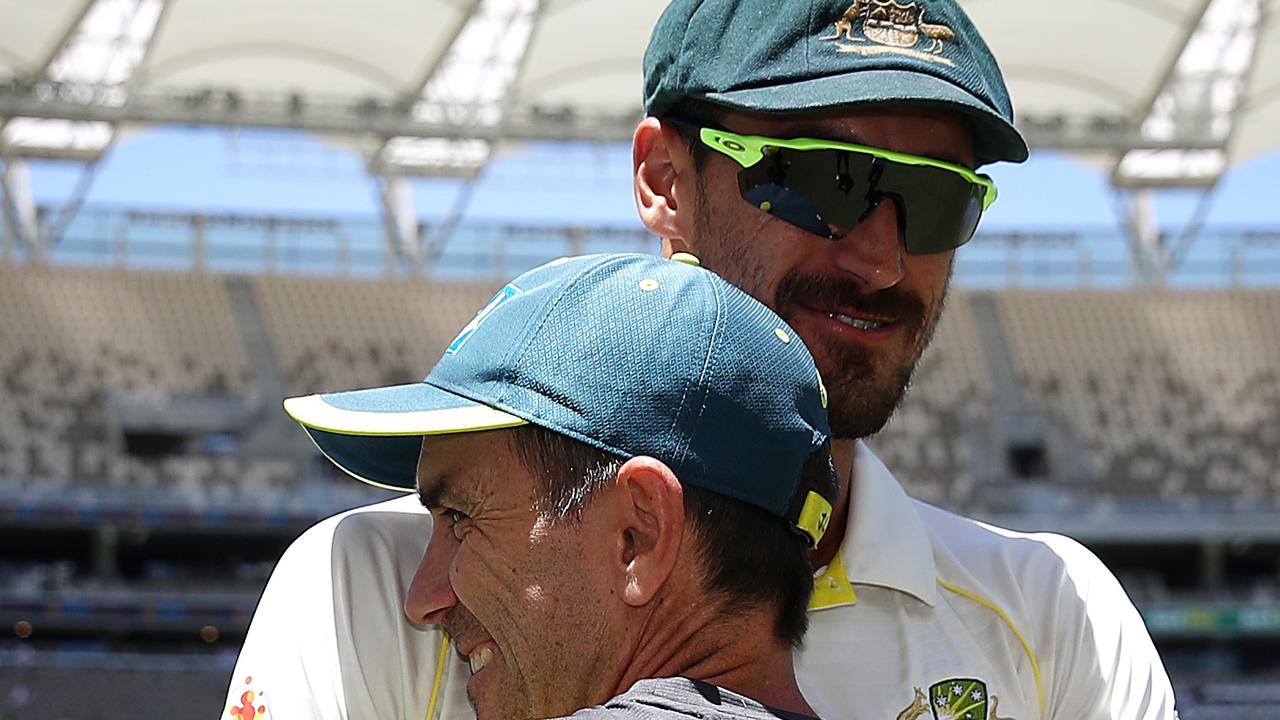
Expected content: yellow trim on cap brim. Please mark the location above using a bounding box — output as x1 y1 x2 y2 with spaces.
283 394 528 436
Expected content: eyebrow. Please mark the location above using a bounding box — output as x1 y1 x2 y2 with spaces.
417 474 452 510
759 123 970 167
777 123 870 145
418 470 485 512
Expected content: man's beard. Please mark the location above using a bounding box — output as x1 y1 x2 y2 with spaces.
775 272 939 439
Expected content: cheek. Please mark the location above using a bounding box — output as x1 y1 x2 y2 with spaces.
902 251 953 296
449 532 523 607
692 201 808 307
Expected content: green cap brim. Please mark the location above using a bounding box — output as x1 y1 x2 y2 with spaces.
700 69 1028 167
284 384 527 492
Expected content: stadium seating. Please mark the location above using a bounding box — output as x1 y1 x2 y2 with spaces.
3 263 1278 510
252 274 502 395
996 290 1280 508
0 265 266 497
869 292 994 507
0 652 230 720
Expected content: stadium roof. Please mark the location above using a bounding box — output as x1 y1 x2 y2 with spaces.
0 0 1275 184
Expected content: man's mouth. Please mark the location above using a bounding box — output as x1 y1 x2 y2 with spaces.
468 645 494 675
774 273 924 342
807 299 898 334
828 311 887 331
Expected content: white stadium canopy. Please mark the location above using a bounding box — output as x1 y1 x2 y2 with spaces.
1 0 1277 278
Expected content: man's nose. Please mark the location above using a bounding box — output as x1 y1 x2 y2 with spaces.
404 532 458 626
828 200 906 291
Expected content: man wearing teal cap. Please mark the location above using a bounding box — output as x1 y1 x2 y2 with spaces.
288 253 840 719
225 2 1177 718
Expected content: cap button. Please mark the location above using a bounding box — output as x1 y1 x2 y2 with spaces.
670 252 701 266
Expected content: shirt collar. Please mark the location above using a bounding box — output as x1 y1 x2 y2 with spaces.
837 441 939 606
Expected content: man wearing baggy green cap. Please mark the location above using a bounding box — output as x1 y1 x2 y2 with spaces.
225 2 1177 718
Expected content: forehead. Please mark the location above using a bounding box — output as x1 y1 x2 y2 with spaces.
716 105 976 167
415 430 530 506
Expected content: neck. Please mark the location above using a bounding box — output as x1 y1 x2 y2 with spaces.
613 597 815 716
810 438 856 570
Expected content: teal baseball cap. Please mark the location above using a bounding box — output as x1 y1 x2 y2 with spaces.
284 253 836 545
643 0 1028 167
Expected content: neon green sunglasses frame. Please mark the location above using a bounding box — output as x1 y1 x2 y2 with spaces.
686 122 993 254
698 126 998 210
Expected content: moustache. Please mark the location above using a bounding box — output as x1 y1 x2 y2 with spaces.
774 273 927 326
442 605 489 659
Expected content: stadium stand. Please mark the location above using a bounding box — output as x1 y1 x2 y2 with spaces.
1179 678 1280 720
866 292 994 507
0 265 300 501
997 291 1280 508
251 274 501 396
7 268 1277 511
0 651 229 719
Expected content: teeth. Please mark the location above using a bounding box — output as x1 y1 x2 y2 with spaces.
830 312 884 331
469 646 494 674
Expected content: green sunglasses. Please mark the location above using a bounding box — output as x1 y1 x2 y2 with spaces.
678 121 997 255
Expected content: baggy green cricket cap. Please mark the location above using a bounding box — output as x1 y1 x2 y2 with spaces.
643 0 1028 167
284 253 837 546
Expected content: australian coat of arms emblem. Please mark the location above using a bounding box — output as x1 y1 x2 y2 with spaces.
821 0 956 66
895 679 1014 720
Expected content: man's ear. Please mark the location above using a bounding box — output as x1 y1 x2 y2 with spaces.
632 117 695 256
610 455 685 607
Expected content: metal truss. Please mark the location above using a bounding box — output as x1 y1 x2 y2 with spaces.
1 0 165 259
1110 0 1268 285
0 82 1234 154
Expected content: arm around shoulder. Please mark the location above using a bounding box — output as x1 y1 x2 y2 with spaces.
222 513 349 720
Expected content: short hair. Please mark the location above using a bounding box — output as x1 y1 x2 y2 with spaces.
509 423 835 647
661 100 725 170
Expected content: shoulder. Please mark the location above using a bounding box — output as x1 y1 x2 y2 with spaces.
911 501 1176 718
912 498 1137 647
561 678 814 720
276 494 430 570
225 495 441 720
912 499 1116 603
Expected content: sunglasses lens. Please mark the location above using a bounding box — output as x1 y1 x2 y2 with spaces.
880 163 986 254
733 145 987 254
738 149 875 238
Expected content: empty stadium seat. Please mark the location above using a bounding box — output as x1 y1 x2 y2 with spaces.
996 290 1280 506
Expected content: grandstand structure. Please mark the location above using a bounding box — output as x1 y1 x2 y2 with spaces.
2 1 1280 718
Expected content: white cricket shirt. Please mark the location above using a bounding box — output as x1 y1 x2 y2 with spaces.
223 444 1177 720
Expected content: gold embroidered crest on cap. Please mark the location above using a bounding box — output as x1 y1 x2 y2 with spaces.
821 0 956 67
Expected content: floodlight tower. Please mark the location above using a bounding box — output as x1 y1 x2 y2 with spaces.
0 0 167 261
365 0 541 275
1109 0 1267 286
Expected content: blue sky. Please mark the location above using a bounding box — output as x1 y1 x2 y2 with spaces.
22 126 1280 286
25 125 1280 225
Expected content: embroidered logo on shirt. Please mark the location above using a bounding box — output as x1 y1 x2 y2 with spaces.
226 675 271 720
820 0 956 66
896 680 1013 720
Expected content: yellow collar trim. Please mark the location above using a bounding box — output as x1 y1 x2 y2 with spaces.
809 549 857 610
